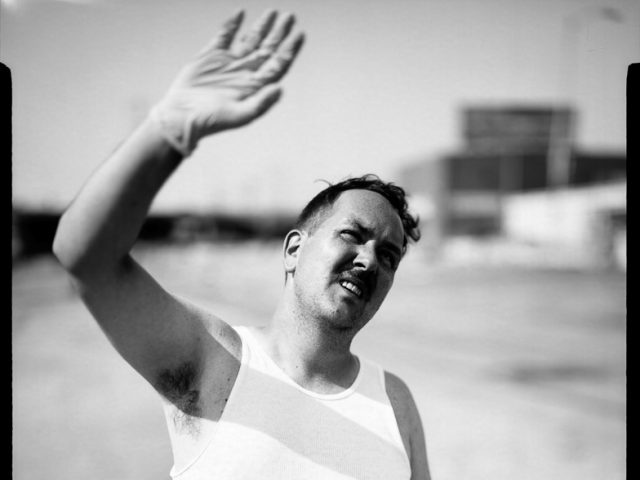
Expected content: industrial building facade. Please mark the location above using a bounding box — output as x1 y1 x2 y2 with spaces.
400 106 626 269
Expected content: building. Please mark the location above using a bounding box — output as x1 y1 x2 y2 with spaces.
400 106 626 269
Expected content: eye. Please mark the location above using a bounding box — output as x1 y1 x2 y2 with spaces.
340 229 361 242
380 250 399 270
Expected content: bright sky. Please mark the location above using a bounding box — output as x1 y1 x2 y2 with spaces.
3 0 638 214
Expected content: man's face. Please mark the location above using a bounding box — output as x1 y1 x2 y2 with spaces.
289 189 405 333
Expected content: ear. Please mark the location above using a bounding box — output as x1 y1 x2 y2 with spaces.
283 229 304 274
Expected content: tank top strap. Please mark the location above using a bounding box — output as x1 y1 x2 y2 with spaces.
355 357 391 404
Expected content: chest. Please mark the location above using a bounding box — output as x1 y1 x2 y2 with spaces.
173 366 411 479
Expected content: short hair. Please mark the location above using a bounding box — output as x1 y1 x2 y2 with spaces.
295 174 421 254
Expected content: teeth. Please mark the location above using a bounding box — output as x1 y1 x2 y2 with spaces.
340 281 362 297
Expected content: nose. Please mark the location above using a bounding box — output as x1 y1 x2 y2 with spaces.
353 243 378 273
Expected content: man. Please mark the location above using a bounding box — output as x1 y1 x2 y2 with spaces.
53 9 431 480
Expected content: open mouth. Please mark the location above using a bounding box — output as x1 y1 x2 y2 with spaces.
339 280 363 298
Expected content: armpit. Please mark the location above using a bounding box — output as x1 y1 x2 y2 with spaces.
156 361 202 436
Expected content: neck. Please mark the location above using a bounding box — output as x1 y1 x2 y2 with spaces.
259 293 359 391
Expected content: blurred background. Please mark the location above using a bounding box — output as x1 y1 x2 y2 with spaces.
6 0 630 479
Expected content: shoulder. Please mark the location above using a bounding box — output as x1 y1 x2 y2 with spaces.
384 371 419 443
384 371 431 480
384 371 413 407
175 296 243 363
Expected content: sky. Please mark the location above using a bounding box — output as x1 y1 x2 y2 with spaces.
3 0 638 215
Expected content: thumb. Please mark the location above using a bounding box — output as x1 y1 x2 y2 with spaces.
231 85 283 126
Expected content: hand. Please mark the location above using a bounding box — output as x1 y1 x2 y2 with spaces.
150 10 305 156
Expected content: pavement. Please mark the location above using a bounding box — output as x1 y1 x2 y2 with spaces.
12 241 626 480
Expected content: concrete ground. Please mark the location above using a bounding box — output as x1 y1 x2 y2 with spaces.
12 241 626 480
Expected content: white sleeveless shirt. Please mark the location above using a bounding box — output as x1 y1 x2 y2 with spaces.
170 326 411 479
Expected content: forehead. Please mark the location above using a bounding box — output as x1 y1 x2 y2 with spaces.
324 189 404 242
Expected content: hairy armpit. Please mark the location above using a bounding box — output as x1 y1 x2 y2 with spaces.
156 361 202 436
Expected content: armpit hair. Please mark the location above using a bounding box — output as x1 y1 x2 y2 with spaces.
155 361 202 435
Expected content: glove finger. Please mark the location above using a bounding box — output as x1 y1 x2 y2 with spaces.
236 10 278 56
259 12 295 53
199 10 245 53
254 32 305 84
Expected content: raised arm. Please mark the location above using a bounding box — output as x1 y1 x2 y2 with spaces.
52 10 304 390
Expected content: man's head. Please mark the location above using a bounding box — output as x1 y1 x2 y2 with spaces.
294 174 421 255
282 175 420 333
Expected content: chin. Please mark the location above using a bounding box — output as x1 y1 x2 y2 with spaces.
326 307 372 333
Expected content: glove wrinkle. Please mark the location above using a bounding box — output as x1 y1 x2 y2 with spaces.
148 10 303 157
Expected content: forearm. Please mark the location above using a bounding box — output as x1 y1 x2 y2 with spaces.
53 117 184 277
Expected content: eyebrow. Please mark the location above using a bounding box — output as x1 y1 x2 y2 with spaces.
344 220 403 258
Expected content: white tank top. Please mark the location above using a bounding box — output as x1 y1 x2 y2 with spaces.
169 325 411 479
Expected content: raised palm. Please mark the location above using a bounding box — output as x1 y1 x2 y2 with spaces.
151 10 304 156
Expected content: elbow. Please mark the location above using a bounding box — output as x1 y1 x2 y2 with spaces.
52 213 78 272
52 212 91 276
53 212 126 279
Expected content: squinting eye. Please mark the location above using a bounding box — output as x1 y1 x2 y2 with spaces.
381 251 399 270
340 230 359 241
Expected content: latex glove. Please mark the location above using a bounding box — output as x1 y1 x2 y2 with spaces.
149 10 304 157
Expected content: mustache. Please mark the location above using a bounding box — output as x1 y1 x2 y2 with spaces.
338 269 377 299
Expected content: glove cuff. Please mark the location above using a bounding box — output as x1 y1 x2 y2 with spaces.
148 102 198 158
